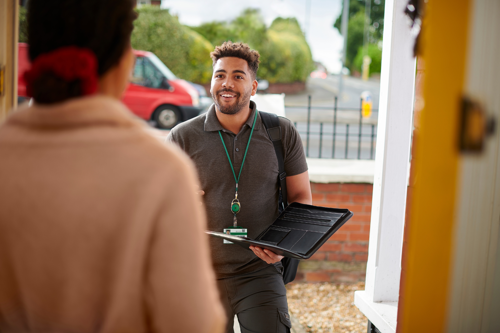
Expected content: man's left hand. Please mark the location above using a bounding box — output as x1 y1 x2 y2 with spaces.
249 246 284 264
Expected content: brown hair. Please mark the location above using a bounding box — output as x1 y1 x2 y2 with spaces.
210 41 260 79
27 0 137 104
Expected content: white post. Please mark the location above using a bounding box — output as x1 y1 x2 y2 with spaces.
364 0 416 303
338 0 349 98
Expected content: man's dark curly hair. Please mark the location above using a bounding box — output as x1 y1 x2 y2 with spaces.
210 41 260 79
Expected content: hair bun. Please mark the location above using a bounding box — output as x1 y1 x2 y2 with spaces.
24 46 98 103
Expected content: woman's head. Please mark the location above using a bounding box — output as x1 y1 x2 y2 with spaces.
26 0 137 104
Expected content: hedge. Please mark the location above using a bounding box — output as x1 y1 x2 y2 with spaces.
193 11 314 84
131 6 213 83
353 43 382 76
260 18 314 83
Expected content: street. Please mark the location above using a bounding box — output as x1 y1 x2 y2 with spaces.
284 75 380 159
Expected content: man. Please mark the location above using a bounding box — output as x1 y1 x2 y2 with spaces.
167 41 312 333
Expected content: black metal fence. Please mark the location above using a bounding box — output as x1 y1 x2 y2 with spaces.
286 96 379 160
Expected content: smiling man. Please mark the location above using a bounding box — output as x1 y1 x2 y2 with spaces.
167 42 312 333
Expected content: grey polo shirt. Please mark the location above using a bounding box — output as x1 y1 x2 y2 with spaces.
167 101 308 278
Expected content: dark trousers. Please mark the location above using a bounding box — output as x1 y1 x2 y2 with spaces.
217 263 292 333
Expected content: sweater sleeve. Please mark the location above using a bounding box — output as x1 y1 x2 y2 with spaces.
145 153 226 333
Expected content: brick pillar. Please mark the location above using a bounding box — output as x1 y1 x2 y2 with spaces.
295 182 373 283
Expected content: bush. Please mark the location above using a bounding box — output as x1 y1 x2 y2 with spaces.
131 6 213 83
190 21 234 48
262 18 314 83
19 6 28 43
353 43 382 76
193 12 314 84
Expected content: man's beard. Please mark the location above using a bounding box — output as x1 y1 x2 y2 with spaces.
212 88 252 115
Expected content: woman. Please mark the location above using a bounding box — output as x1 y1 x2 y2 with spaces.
0 1 225 332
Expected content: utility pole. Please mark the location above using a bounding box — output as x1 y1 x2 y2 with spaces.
338 0 349 101
305 0 311 38
362 0 372 80
363 0 372 54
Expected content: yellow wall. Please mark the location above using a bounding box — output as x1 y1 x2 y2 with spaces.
398 0 470 331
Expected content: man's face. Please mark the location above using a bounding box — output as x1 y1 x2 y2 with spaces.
210 57 258 115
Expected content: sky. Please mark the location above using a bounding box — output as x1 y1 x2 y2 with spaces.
161 0 344 73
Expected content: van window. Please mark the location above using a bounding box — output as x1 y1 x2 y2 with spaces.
148 53 177 81
131 56 165 89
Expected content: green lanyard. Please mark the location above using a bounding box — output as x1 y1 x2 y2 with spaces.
218 110 258 226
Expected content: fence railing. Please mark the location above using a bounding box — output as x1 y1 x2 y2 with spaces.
286 96 379 160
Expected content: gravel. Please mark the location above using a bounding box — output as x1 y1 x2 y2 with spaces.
286 282 368 333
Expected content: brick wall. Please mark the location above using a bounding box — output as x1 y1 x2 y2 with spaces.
294 182 373 283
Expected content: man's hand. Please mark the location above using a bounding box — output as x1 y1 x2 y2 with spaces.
249 246 284 264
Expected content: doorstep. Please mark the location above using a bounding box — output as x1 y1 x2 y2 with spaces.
354 290 397 333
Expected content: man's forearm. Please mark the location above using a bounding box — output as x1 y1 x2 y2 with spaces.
288 193 312 205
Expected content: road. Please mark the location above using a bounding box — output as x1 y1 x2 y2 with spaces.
284 74 380 123
284 75 380 159
157 75 381 159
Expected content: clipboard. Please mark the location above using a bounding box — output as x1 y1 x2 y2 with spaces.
207 202 353 260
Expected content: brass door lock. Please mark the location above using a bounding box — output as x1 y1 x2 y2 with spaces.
459 97 496 153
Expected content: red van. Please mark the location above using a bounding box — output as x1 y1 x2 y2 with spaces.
17 44 202 129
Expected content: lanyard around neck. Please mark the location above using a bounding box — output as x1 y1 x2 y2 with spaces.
218 110 259 192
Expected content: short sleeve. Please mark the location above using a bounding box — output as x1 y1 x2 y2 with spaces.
279 117 308 177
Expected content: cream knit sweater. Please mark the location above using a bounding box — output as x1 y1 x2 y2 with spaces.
0 96 225 333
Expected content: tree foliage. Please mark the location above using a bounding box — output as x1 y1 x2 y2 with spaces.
19 6 28 43
19 5 313 83
260 18 314 83
131 6 213 83
353 43 382 74
334 0 385 75
194 10 314 83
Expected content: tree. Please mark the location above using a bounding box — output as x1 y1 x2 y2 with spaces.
19 6 28 43
353 43 382 74
131 6 213 83
260 18 314 83
190 21 234 48
334 0 385 40
333 0 385 74
193 10 313 83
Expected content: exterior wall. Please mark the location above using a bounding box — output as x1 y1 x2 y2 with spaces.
267 82 306 95
294 182 373 283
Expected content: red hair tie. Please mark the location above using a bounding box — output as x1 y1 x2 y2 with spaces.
24 46 98 97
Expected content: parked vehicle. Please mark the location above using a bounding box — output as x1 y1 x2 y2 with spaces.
126 50 201 128
188 82 213 113
310 70 327 79
17 44 202 129
17 43 30 105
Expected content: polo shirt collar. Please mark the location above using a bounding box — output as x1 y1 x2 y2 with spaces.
204 101 260 132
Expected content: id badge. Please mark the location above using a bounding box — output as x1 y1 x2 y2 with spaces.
222 226 248 244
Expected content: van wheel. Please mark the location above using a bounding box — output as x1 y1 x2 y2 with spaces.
153 105 181 129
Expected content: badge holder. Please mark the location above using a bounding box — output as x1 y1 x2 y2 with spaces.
222 226 248 244
223 195 247 244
